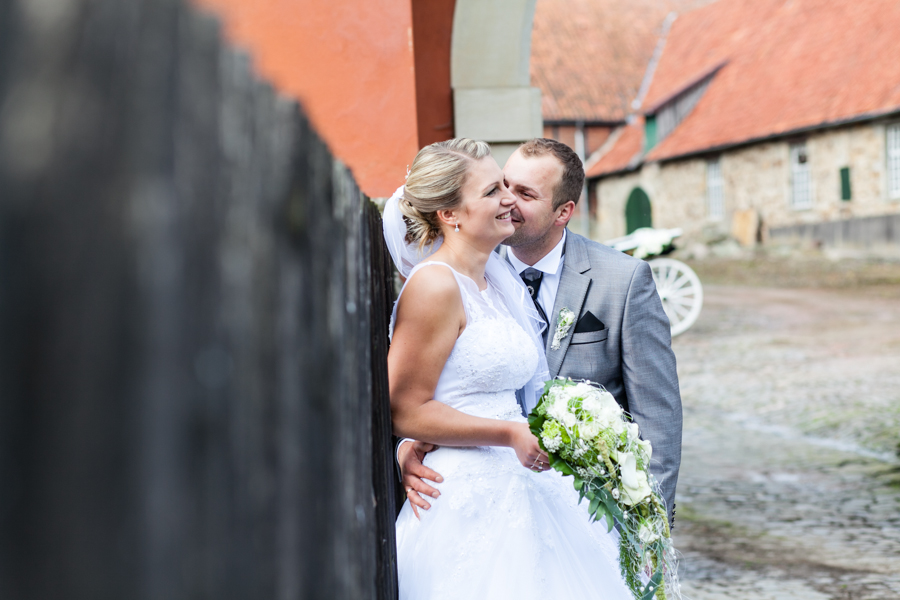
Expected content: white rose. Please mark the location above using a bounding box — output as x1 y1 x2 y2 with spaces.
581 397 601 419
638 523 659 544
548 396 568 421
600 392 620 415
596 395 625 431
625 422 640 441
562 411 577 428
580 421 600 440
571 382 595 398
587 390 617 411
615 451 652 505
598 390 618 408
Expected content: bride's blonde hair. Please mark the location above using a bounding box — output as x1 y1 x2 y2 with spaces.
400 138 492 249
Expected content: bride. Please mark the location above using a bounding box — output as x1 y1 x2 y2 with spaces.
385 138 633 599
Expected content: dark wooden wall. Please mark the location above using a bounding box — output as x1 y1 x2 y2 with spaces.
0 0 396 598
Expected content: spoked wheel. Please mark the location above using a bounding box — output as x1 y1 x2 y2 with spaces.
648 258 703 337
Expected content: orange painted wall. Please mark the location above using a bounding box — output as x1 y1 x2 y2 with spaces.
192 0 420 197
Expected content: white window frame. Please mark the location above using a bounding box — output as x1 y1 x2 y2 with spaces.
888 123 900 200
706 158 724 220
790 142 812 210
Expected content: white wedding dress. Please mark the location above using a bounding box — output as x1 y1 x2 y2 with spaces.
394 262 633 600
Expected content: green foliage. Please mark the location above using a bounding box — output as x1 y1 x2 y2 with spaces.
528 413 546 437
642 567 665 600
620 534 641 598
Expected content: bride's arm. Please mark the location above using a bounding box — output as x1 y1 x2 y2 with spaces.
388 267 543 465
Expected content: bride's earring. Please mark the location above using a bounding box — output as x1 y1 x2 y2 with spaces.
455 222 460 232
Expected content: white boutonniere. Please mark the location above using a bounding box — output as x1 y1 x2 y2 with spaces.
551 307 576 350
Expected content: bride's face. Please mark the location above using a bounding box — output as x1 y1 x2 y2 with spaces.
452 156 516 246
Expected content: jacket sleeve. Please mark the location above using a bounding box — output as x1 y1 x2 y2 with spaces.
620 260 683 525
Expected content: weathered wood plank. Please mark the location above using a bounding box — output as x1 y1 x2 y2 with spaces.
0 0 397 597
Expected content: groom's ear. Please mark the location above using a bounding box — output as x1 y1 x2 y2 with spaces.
554 201 576 227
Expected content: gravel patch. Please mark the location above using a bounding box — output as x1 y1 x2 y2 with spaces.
671 283 900 599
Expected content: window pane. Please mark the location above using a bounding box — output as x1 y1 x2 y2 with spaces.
790 143 811 209
645 116 658 151
889 124 900 199
707 159 723 219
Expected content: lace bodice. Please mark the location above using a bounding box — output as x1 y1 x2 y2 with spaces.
392 261 540 421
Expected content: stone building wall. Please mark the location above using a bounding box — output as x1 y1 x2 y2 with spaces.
654 159 709 235
592 119 900 246
593 170 641 242
751 121 900 228
593 160 708 243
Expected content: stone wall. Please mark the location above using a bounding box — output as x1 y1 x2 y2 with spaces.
593 160 707 243
769 213 900 250
593 170 641 241
749 122 900 230
593 119 900 247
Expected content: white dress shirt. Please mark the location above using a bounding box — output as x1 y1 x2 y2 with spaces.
506 229 567 325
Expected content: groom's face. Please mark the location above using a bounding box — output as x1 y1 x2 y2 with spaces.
501 149 565 247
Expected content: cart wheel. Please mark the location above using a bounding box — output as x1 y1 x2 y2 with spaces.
648 258 703 337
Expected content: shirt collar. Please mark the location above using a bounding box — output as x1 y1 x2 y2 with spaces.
508 229 567 275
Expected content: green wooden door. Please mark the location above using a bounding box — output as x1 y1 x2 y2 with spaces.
625 187 652 234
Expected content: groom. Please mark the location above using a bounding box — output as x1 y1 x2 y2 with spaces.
399 138 682 524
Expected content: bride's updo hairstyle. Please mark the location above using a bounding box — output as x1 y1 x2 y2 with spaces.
400 138 492 249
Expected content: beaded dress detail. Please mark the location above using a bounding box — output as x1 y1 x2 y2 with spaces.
394 262 632 600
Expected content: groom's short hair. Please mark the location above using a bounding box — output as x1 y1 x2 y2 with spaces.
518 138 584 210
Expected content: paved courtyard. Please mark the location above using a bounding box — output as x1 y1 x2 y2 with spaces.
670 282 900 599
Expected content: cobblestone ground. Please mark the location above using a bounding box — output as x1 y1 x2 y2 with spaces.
670 284 900 600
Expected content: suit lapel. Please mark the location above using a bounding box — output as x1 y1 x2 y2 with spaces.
547 233 592 377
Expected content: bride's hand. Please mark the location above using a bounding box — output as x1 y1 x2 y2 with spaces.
508 423 550 472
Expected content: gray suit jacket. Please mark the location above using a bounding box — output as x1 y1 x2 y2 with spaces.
509 231 682 522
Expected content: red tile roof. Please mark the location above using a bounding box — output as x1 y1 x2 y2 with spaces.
586 119 644 177
642 0 900 162
531 0 715 123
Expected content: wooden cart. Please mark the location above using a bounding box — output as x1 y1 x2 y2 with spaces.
604 228 703 337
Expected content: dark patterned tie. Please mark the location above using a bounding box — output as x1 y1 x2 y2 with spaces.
520 267 549 343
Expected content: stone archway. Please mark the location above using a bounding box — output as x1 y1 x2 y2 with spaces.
451 0 543 166
626 187 653 233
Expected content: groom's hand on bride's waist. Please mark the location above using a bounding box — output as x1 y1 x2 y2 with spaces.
398 440 443 519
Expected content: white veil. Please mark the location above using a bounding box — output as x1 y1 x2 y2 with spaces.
382 185 550 413
382 185 443 276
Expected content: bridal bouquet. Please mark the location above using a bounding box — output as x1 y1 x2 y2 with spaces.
528 378 681 600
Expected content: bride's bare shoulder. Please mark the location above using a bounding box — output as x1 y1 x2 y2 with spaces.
396 264 463 323
396 264 466 332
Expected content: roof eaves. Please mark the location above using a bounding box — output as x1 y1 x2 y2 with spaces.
584 125 627 173
587 150 646 181
544 118 627 127
643 60 728 116
650 105 900 164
